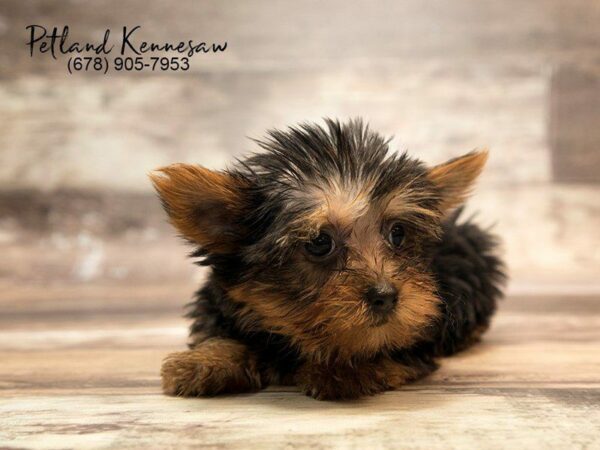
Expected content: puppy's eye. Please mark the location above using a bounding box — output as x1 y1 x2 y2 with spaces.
388 223 405 248
305 231 335 258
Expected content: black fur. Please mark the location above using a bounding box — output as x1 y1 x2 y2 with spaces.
186 279 303 381
186 210 505 379
158 118 506 397
431 209 506 356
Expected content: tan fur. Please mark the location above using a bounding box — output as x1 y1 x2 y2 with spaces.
428 150 488 212
226 175 444 364
295 356 426 400
229 272 440 364
161 338 262 396
149 164 246 252
155 148 489 399
288 176 375 241
383 181 443 221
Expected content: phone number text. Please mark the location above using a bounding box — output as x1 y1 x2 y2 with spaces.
67 56 190 74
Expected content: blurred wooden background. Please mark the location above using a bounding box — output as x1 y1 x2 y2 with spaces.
0 0 599 294
1 2 599 449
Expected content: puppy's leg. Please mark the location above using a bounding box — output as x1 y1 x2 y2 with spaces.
296 361 387 400
161 337 262 396
296 355 436 401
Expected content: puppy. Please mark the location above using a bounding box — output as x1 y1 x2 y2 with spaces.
151 119 505 400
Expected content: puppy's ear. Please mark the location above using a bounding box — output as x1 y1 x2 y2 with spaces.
428 150 488 213
150 164 247 253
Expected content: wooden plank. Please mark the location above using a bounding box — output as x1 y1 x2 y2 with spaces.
2 186 600 292
1 389 599 449
0 295 598 448
0 70 549 191
550 65 600 183
0 0 560 76
0 295 598 387
0 338 598 394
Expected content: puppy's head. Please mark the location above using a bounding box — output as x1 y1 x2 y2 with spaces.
151 119 487 361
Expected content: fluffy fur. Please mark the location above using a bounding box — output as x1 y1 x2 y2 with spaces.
151 119 505 400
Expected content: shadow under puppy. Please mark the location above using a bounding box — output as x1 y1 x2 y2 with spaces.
151 119 505 400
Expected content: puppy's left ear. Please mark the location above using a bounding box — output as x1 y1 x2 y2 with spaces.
150 164 248 253
427 150 488 213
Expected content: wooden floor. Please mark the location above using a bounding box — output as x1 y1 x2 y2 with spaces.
1 289 599 449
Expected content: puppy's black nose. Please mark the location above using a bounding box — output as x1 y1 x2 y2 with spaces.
364 284 398 316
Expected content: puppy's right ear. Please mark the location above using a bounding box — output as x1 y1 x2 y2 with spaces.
150 164 247 253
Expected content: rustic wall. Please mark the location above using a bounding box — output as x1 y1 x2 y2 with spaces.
0 0 599 291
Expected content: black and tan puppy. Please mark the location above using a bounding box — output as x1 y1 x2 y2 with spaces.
151 119 505 400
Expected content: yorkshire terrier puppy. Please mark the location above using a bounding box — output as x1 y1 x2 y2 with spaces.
151 119 505 400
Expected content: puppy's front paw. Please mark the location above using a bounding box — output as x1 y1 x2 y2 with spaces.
161 351 216 396
161 339 262 397
297 363 389 401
